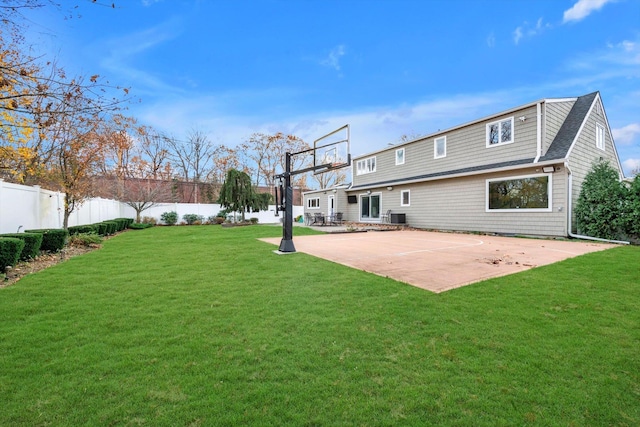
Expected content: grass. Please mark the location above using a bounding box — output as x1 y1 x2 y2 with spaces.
0 225 638 426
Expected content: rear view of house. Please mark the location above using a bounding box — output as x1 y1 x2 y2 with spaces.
303 92 624 237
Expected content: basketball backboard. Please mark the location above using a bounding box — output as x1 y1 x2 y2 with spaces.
312 124 351 174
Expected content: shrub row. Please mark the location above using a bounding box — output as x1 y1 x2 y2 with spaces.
67 218 135 237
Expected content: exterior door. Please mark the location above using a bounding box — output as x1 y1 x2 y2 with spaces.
328 195 335 217
360 193 381 221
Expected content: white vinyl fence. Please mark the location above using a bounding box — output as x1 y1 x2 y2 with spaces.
0 180 302 234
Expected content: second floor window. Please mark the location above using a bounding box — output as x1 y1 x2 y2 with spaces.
486 117 514 147
396 148 405 165
596 123 605 151
356 156 376 175
434 136 446 159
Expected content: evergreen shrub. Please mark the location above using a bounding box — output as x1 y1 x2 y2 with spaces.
0 233 43 260
0 237 24 271
23 229 68 252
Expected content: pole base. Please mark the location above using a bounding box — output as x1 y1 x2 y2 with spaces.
278 239 296 253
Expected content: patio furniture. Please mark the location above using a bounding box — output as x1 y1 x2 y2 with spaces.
380 209 391 223
331 212 344 225
313 212 325 225
304 212 313 225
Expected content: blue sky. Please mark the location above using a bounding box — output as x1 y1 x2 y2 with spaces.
25 0 640 176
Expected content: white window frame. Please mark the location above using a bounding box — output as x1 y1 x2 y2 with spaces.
485 173 552 212
356 156 377 175
596 123 606 151
400 190 410 207
395 148 405 165
434 136 446 159
486 117 514 148
307 197 320 209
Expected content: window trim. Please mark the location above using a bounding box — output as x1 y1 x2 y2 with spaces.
307 197 320 209
485 173 552 212
486 117 515 148
400 190 410 207
395 148 405 165
356 156 377 175
596 122 606 151
434 136 446 159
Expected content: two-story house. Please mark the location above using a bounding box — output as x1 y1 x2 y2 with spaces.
303 91 624 237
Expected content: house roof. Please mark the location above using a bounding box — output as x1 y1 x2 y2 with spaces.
539 91 598 162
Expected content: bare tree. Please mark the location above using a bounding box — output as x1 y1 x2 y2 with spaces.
239 132 312 188
166 129 216 203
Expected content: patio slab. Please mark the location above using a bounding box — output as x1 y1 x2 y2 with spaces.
259 230 618 293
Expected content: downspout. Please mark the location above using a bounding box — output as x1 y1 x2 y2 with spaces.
534 102 542 163
565 162 629 244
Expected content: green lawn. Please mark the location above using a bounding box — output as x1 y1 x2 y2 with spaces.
1 225 638 426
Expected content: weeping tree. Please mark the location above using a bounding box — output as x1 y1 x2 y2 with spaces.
217 169 272 222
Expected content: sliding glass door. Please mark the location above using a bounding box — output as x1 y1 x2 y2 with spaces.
360 193 381 221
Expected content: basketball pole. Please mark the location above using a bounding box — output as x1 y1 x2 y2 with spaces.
278 152 296 253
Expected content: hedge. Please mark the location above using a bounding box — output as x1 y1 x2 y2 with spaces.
68 225 98 235
0 237 25 271
23 229 68 252
0 233 43 260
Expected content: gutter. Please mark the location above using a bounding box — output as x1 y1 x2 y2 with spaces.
565 162 629 245
534 102 542 163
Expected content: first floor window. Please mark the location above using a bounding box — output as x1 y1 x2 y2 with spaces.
401 190 410 206
487 174 551 211
596 123 605 151
307 197 320 209
486 117 514 147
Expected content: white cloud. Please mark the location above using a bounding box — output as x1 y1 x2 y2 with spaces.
486 32 495 48
563 0 615 23
613 123 640 144
513 18 551 45
320 45 346 71
513 27 523 45
623 158 640 174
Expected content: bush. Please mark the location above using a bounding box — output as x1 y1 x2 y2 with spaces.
0 233 43 260
69 233 102 247
68 225 98 235
115 218 134 228
129 222 153 230
249 217 259 224
183 213 204 225
23 229 68 252
93 223 108 236
101 221 118 235
142 216 157 225
160 211 178 225
575 161 626 240
622 176 640 240
0 237 25 271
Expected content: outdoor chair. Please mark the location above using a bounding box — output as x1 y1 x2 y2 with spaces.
313 212 324 225
380 209 391 223
332 212 344 225
304 212 313 225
